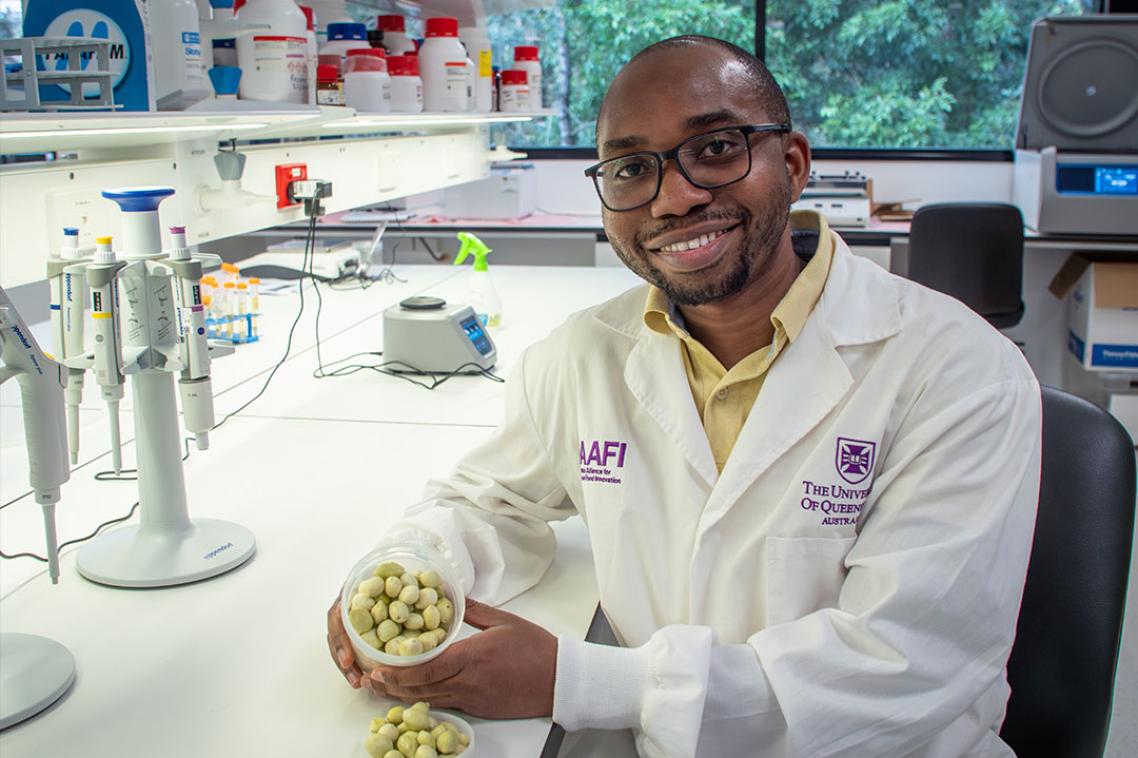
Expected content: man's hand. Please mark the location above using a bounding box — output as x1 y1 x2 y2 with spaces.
364 598 558 719
327 597 363 689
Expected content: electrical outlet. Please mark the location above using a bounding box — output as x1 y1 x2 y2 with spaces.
274 163 307 209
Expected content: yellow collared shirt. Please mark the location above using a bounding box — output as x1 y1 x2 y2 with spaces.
644 211 836 472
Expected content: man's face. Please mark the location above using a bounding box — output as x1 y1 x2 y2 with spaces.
596 46 803 306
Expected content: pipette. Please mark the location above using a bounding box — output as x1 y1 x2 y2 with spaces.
166 226 215 450
47 227 91 464
87 236 126 473
0 287 70 584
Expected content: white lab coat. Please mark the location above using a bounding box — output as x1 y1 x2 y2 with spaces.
392 236 1042 758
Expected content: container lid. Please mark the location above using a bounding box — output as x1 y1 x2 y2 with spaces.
224 281 236 289
501 69 528 86
96 236 112 245
425 17 459 38
299 5 314 31
63 227 79 236
515 45 539 61
388 55 419 77
316 63 339 82
210 0 234 8
377 15 406 33
169 225 186 234
327 22 367 41
348 47 385 58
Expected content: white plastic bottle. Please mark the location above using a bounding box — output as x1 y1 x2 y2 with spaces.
236 0 308 103
376 15 416 56
343 48 391 113
300 5 317 105
499 69 529 112
420 17 468 113
387 55 422 113
201 0 238 68
459 26 493 113
320 22 368 71
514 45 542 110
150 0 206 103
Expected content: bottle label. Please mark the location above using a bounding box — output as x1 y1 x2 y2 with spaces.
317 84 344 106
251 36 309 103
445 61 467 105
478 49 492 78
181 30 203 86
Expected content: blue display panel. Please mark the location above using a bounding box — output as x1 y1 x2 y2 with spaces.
1095 167 1138 195
1057 165 1138 195
460 316 493 355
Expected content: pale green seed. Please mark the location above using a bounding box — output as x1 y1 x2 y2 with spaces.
386 705 404 724
457 732 468 746
398 585 420 606
422 605 440 631
403 705 430 730
384 637 402 656
398 637 424 657
414 588 438 610
414 746 438 758
371 601 389 624
360 629 381 649
397 731 418 756
416 730 435 748
410 701 430 711
435 731 457 755
418 570 442 589
400 572 419 590
404 612 424 631
365 733 395 757
359 576 387 597
383 751 403 758
436 598 454 626
352 593 376 612
378 619 401 642
388 600 410 624
384 576 403 599
417 632 438 652
378 722 400 741
375 562 405 579
349 608 374 635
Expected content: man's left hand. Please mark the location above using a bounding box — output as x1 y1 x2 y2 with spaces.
364 598 558 719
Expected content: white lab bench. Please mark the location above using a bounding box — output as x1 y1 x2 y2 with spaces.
0 264 639 758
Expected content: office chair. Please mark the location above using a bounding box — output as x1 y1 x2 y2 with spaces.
906 203 1026 329
1000 386 1136 757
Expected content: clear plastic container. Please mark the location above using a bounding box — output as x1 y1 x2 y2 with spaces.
340 542 466 670
352 711 476 758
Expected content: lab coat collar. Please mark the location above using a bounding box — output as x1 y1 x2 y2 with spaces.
819 236 902 347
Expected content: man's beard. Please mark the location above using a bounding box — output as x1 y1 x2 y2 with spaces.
612 195 791 307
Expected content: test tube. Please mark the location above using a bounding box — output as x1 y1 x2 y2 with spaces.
235 282 249 340
247 277 261 337
222 281 237 338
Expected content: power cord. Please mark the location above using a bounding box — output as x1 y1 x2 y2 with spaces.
312 350 504 390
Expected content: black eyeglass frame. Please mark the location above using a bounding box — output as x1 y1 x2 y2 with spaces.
583 123 792 212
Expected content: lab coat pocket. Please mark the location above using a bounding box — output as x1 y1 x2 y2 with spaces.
765 536 856 627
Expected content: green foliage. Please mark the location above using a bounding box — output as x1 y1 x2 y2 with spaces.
488 0 1093 150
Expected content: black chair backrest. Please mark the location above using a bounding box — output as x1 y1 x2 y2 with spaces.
908 203 1025 328
1000 386 1136 757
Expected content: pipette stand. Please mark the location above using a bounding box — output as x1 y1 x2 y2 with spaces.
0 634 76 730
75 187 255 588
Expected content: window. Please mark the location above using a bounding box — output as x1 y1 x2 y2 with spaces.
487 0 755 148
765 0 1097 149
489 0 1099 152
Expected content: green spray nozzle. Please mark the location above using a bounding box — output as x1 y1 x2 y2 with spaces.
454 232 492 272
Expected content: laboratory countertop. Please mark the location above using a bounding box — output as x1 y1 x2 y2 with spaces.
0 264 642 758
308 211 1138 251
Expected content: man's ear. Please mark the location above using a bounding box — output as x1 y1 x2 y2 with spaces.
785 131 812 203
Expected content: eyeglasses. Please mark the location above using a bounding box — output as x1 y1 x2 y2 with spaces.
584 123 791 212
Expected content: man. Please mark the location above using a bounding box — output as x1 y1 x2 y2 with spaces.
328 35 1042 758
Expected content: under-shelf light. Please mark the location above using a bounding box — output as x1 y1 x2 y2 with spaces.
0 122 270 140
323 115 534 129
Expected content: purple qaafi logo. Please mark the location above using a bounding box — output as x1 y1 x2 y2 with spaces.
836 437 876 485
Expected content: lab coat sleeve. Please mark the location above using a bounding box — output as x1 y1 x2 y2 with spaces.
384 346 575 605
553 377 1042 758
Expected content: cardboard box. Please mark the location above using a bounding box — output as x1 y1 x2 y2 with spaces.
1049 256 1138 371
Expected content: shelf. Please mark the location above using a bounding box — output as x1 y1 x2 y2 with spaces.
0 107 555 153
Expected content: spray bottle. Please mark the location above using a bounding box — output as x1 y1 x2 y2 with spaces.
453 231 502 328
